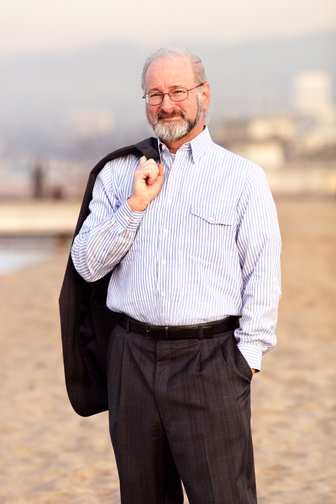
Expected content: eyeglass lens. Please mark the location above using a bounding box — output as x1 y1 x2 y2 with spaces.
147 88 188 105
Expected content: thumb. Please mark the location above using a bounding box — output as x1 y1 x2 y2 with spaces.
139 155 147 167
157 163 164 179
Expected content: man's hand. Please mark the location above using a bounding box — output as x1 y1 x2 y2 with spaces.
128 156 164 212
251 368 256 377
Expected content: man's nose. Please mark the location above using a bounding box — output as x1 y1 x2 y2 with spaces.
160 93 176 112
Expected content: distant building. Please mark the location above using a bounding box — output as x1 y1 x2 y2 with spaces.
292 72 336 158
212 116 292 170
294 72 333 117
247 117 296 142
213 71 336 169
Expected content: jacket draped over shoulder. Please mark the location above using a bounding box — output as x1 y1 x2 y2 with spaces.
59 137 160 417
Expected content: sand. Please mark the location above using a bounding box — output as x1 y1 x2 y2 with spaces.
0 196 335 503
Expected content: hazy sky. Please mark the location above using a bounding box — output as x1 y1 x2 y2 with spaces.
1 0 336 56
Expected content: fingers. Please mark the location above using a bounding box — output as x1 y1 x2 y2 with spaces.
130 158 164 211
137 157 161 185
147 163 164 185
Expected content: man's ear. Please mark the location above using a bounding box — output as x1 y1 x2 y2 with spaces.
202 83 210 111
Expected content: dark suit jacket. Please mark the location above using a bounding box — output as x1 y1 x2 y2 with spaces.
59 137 160 417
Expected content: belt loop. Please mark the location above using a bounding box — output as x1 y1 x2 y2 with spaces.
198 326 204 340
126 316 130 333
146 325 150 338
165 326 169 340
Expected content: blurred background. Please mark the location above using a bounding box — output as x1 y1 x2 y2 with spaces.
0 1 335 503
0 0 336 203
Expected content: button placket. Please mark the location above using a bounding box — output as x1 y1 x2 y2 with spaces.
159 155 171 314
159 149 181 320
162 148 190 323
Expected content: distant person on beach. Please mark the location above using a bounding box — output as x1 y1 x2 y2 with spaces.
64 47 281 504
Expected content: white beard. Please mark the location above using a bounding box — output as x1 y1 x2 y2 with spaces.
153 115 192 142
148 94 204 143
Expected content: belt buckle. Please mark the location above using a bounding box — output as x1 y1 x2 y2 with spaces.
146 325 169 340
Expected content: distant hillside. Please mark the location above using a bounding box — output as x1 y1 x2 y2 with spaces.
0 32 335 160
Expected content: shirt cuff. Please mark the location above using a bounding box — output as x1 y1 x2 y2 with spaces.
237 344 262 372
115 200 144 230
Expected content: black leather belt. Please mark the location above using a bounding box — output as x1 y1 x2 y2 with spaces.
119 314 239 340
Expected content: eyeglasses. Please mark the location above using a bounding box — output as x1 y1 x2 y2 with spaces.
143 84 204 105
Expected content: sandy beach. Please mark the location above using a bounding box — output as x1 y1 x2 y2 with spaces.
1 196 335 503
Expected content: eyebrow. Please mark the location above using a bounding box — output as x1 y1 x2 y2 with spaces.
146 85 187 93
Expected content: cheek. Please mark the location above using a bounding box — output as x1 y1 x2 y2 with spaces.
185 106 197 121
185 100 199 119
146 106 157 124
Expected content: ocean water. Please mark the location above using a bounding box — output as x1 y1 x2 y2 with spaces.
0 237 57 275
0 250 52 275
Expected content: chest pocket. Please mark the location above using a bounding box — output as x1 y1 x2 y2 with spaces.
190 202 235 226
187 202 236 261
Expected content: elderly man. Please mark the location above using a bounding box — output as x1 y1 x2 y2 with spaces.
66 48 281 504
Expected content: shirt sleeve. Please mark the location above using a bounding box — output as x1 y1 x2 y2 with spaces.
235 164 282 371
71 160 144 282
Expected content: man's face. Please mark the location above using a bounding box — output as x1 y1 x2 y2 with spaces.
144 56 209 144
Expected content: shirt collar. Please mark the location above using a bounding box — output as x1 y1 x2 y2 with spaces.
157 126 212 164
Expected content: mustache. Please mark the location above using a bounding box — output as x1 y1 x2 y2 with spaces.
155 109 187 122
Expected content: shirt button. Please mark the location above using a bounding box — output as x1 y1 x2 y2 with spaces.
162 260 166 265
132 219 137 223
209 216 214 222
167 199 172 204
161 292 166 297
125 217 129 221
164 229 169 234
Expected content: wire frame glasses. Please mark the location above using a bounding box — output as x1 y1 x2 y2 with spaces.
143 83 204 105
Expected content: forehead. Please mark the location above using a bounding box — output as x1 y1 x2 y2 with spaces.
145 55 196 91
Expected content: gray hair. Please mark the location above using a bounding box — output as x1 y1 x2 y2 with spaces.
141 47 207 93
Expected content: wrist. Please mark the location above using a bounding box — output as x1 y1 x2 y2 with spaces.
127 196 148 212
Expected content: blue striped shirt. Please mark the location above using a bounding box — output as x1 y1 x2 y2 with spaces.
71 127 281 370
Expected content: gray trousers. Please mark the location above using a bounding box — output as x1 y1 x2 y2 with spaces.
107 324 257 504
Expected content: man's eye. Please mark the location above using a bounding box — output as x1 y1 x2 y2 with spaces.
171 89 184 96
149 93 162 99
